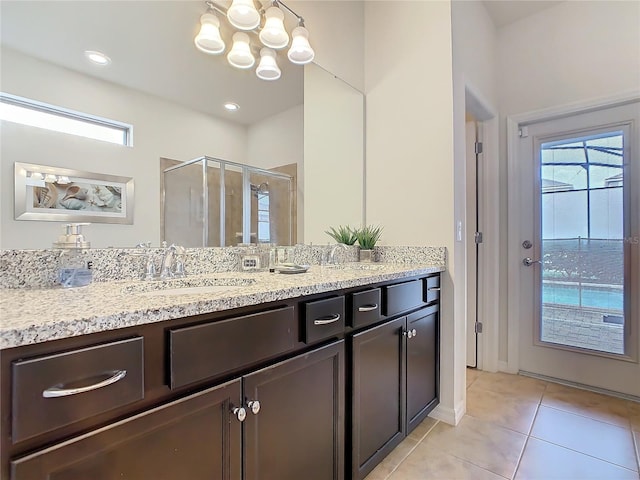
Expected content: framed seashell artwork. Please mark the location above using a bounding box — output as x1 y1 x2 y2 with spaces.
14 162 134 224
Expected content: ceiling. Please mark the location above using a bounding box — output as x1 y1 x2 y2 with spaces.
1 0 564 126
482 0 564 28
0 1 304 126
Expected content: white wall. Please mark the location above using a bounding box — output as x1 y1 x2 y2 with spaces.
451 0 500 374
290 0 365 92
0 48 247 249
497 0 640 365
304 64 364 244
247 105 303 171
364 1 459 423
498 1 640 115
248 104 304 242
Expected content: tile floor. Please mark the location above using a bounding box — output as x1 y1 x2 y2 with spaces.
364 369 640 480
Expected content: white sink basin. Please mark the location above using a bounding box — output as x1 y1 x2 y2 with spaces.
123 277 255 296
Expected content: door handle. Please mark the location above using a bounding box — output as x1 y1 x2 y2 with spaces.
522 257 541 267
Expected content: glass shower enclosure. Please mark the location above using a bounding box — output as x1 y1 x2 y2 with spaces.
162 156 294 247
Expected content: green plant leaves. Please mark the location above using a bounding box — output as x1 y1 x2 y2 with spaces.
325 225 357 245
354 225 383 249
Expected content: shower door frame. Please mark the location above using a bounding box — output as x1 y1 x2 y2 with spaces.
162 156 294 247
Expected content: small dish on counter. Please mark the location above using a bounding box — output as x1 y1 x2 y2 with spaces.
275 264 310 274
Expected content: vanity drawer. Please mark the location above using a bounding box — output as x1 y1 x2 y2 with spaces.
425 275 441 304
12 336 144 444
169 306 295 389
383 280 424 316
303 296 345 344
351 288 382 329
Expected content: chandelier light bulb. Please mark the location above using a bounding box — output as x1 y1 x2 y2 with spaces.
287 26 314 64
259 7 289 49
256 48 281 81
227 32 255 69
194 13 225 54
227 0 260 31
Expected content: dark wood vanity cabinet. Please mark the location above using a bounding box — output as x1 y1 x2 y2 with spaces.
1 272 439 480
351 317 406 479
8 340 344 480
350 276 440 480
11 380 243 480
244 341 344 480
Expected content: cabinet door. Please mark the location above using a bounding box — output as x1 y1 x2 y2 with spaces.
11 380 242 480
243 341 344 480
406 306 439 433
351 317 406 480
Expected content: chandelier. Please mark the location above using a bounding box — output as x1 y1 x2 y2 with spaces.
194 0 315 81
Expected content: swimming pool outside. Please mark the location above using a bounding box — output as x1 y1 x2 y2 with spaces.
542 282 623 311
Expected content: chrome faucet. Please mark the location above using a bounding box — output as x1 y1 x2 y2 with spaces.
160 244 186 279
329 243 349 264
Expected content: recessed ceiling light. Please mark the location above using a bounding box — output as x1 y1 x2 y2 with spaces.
84 50 111 66
224 102 240 111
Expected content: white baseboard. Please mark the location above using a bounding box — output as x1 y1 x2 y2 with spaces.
429 399 466 426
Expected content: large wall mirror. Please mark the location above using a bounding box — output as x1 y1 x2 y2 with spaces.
0 0 364 249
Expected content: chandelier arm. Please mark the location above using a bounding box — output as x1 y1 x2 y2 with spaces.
206 1 229 16
275 0 305 25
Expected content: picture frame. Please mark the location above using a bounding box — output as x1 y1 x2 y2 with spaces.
14 162 134 224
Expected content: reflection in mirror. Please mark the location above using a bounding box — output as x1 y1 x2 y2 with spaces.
0 0 363 250
304 63 365 244
161 156 294 247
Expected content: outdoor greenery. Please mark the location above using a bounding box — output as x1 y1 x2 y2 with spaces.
542 239 624 285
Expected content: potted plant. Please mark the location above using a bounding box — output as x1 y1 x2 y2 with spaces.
354 225 383 262
325 225 357 245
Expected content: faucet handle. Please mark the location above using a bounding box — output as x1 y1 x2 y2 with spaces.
174 255 186 278
144 253 157 281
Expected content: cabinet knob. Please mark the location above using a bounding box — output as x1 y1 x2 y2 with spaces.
412 328 417 337
233 407 247 422
404 330 413 339
247 400 261 415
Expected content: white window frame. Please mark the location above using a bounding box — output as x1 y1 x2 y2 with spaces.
0 92 132 146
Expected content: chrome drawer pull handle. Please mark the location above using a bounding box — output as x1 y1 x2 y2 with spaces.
428 287 441 291
314 314 341 325
42 370 127 398
358 304 378 312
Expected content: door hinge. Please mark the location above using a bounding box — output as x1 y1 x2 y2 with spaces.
474 141 483 155
475 322 483 334
474 232 483 244
519 126 529 138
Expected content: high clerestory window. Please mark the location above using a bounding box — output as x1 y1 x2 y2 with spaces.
0 92 132 146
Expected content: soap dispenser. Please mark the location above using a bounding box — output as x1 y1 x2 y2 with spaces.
53 223 93 288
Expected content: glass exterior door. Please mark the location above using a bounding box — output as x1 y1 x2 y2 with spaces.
540 132 625 354
516 101 640 397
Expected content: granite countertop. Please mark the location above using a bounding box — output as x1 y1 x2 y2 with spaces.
0 263 444 350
